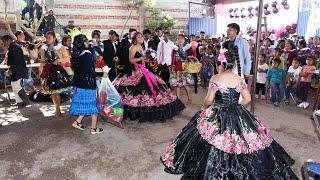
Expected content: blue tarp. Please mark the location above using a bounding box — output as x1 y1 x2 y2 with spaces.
188 17 216 36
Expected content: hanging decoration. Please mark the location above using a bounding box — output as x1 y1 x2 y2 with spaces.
214 0 290 19
245 23 297 40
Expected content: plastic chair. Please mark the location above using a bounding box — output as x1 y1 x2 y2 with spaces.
302 160 320 180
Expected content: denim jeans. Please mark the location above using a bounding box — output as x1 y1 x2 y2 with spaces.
270 82 284 103
285 86 296 100
22 68 33 89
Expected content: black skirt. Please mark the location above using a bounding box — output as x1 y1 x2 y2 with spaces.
160 105 299 180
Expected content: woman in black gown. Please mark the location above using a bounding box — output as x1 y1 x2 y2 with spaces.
113 32 185 122
160 44 299 180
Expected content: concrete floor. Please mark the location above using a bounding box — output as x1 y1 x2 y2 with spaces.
0 88 319 180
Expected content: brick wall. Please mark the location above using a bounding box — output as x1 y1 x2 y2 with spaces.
53 0 202 38
0 0 202 38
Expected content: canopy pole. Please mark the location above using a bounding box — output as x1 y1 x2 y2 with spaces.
250 0 264 113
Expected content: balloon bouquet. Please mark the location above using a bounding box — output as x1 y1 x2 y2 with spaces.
97 66 124 128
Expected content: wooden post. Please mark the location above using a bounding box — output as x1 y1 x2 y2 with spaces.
250 0 264 113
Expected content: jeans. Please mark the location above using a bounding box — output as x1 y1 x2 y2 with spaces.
23 67 33 89
270 82 284 103
285 86 296 100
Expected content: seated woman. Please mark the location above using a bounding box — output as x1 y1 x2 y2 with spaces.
113 32 185 122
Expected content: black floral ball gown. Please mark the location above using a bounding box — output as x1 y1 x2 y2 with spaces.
160 81 299 180
113 51 185 122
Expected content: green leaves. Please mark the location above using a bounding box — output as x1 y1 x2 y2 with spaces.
146 7 175 31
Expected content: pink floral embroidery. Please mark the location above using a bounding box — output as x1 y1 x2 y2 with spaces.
210 83 219 92
196 112 273 154
113 71 144 87
121 91 177 107
210 82 248 93
161 139 176 168
235 82 247 93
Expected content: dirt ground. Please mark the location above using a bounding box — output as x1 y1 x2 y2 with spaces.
0 88 319 180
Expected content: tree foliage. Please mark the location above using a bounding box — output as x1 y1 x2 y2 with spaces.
146 7 175 32
122 0 157 8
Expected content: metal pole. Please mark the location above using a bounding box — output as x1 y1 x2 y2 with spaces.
188 2 191 35
250 0 264 113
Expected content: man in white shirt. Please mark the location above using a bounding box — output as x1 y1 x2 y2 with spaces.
157 31 175 88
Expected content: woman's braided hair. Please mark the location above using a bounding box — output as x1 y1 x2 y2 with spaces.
222 40 241 76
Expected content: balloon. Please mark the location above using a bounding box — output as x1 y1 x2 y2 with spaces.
112 108 124 117
272 1 277 7
284 32 289 37
284 4 289 10
264 9 270 15
285 25 291 31
234 8 240 17
241 8 247 18
281 0 287 6
276 4 282 10
292 23 297 29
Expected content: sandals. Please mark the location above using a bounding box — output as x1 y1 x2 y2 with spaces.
73 121 103 134
91 128 104 135
72 121 85 131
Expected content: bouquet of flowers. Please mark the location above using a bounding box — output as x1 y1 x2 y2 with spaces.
97 66 124 128
145 49 158 73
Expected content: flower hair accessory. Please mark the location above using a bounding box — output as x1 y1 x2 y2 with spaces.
218 48 228 63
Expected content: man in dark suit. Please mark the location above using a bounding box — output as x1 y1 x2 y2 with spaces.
118 28 137 75
153 27 163 51
142 29 156 50
103 30 119 81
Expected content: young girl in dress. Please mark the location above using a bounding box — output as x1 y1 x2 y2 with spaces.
160 43 298 180
113 32 185 122
40 31 71 117
170 34 194 104
69 34 103 134
255 54 269 99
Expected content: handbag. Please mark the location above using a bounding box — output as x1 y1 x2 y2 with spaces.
47 65 72 90
183 57 202 73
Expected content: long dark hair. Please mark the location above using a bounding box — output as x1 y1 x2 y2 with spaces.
71 34 88 70
132 32 141 45
62 35 71 46
223 40 241 76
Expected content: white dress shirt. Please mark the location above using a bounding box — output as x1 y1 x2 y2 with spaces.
144 40 149 50
157 40 175 66
112 41 117 53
